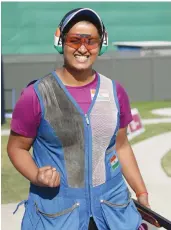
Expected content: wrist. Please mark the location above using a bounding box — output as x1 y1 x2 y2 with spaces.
30 169 40 186
136 191 148 198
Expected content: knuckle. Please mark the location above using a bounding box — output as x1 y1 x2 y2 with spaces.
56 172 60 177
49 182 54 188
45 180 49 185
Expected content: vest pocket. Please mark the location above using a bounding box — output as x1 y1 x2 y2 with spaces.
100 190 142 230
21 201 41 230
22 199 80 230
35 202 79 218
34 200 80 230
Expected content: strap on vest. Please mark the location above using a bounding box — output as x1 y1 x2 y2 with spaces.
13 200 27 214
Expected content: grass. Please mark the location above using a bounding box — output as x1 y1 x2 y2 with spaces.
1 119 11 130
1 136 29 204
130 123 171 145
161 150 171 177
131 100 171 119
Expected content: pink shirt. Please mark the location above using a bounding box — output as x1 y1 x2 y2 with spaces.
11 75 132 137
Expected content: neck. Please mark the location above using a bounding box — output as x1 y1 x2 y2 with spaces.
56 66 95 87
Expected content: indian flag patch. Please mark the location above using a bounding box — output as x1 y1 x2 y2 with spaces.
110 155 119 170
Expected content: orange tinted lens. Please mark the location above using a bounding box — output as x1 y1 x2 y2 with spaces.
65 34 101 50
65 35 82 49
84 38 101 50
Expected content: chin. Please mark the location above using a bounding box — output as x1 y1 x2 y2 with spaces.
72 64 91 72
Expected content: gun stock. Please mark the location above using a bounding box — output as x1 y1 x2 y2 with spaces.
133 199 171 229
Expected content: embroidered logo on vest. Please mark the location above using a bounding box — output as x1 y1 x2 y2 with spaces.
90 89 110 101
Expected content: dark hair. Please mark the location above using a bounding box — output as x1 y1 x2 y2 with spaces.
62 14 103 38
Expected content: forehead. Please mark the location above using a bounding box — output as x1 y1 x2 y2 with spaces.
67 21 99 36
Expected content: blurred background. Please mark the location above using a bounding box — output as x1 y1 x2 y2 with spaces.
1 2 171 230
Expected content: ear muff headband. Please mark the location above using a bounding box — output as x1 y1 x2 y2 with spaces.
54 8 108 56
54 8 82 54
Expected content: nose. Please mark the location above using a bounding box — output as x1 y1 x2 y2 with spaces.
77 44 88 54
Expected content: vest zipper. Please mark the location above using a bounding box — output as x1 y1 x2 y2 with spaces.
85 113 92 218
85 114 90 125
100 198 130 208
35 202 80 217
100 191 131 207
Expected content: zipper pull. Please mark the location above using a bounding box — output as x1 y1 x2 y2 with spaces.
85 114 90 125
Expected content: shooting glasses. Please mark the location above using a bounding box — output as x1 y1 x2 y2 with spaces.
63 33 102 50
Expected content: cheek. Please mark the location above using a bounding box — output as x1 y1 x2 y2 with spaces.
63 45 75 58
90 47 100 59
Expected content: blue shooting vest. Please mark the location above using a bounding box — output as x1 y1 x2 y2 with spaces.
19 71 142 230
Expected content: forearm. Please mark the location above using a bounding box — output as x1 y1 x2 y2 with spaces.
117 142 147 195
8 148 38 185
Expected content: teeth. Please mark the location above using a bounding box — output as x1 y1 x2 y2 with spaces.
75 56 88 63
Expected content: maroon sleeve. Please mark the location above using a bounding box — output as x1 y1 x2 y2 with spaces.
115 81 133 128
11 84 41 137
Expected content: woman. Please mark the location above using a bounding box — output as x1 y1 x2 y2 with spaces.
7 8 150 230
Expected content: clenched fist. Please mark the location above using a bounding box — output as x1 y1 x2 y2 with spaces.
35 166 60 187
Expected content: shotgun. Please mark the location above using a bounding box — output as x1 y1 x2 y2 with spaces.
133 199 171 229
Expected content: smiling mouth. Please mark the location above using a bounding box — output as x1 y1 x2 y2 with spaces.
74 55 89 63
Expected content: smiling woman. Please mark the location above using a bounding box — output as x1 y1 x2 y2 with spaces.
61 21 101 73
7 7 148 230
54 9 108 85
